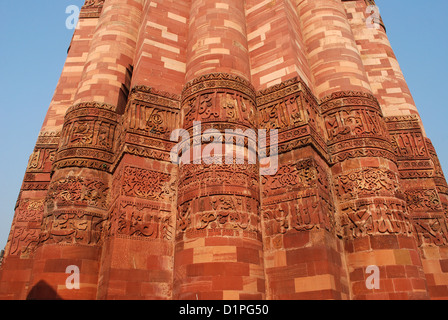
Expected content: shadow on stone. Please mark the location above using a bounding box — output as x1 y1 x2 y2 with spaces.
26 280 62 300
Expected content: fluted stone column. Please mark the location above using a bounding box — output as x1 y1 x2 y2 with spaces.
27 0 143 300
0 0 104 300
96 0 190 299
297 0 428 300
173 0 265 300
344 0 448 299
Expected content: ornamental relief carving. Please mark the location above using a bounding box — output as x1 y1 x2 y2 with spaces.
39 210 106 246
339 199 413 240
324 108 388 144
404 189 443 212
36 131 60 146
261 158 329 198
335 167 400 201
396 160 433 172
121 166 172 201
178 164 259 201
21 181 50 191
8 227 40 257
427 141 447 188
129 85 180 108
120 144 172 164
124 132 172 151
65 101 118 119
182 90 256 129
319 92 381 113
262 192 334 236
390 131 429 160
330 147 396 165
256 78 323 152
179 164 259 186
258 94 307 130
256 77 317 106
56 103 120 167
182 73 256 101
16 199 45 222
176 195 259 233
27 148 56 171
46 176 109 209
413 217 448 247
52 158 113 172
327 135 392 155
109 201 174 241
60 119 116 151
384 115 421 131
124 86 180 139
82 0 105 8
80 0 105 18
126 103 178 137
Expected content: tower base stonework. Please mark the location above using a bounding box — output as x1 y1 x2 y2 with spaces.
1 0 447 300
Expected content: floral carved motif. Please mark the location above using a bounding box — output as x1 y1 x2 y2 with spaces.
335 168 400 200
16 199 45 222
46 176 109 209
122 167 172 201
261 158 329 197
404 189 443 212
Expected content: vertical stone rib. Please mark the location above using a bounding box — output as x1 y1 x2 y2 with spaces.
298 0 372 99
96 0 190 300
186 0 251 82
74 0 143 111
26 0 143 300
246 0 313 90
174 0 265 300
297 0 428 300
343 0 420 120
0 1 104 300
247 0 349 300
344 0 448 299
41 18 99 133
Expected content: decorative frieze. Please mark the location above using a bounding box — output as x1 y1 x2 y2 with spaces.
39 210 106 246
339 199 413 240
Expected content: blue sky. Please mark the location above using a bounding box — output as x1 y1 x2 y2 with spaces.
0 1 447 250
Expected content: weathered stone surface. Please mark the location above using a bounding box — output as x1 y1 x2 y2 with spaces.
0 0 447 300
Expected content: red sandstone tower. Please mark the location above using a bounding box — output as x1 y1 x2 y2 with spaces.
1 0 447 300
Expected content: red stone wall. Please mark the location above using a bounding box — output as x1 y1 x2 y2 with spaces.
1 0 447 300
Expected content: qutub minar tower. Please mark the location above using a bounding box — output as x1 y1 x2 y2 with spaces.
0 0 447 300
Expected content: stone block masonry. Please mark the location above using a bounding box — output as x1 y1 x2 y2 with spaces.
0 0 447 300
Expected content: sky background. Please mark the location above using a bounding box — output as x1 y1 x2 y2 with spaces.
0 1 447 251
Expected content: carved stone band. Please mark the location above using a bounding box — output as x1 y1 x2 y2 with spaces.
53 102 120 172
